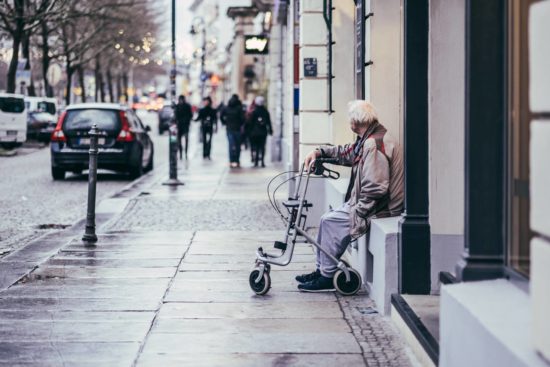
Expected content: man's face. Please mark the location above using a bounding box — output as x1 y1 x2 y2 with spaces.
350 119 361 134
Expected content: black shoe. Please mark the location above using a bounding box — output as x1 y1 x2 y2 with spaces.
295 269 321 283
298 275 335 292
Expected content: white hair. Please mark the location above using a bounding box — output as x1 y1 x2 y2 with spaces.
347 100 378 128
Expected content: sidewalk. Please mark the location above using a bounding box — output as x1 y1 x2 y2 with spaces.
0 130 416 366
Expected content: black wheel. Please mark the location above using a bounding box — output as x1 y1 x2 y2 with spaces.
51 167 65 180
249 269 271 295
144 146 154 172
333 267 362 296
129 150 143 179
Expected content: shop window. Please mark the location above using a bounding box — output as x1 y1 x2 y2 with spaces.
506 0 539 278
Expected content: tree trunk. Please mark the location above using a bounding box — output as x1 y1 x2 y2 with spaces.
77 66 86 102
7 36 21 93
65 65 73 106
116 74 122 102
22 31 36 96
94 60 100 102
7 0 24 93
107 69 114 102
41 22 53 97
122 72 129 103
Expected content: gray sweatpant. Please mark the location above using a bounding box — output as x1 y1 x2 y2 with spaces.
316 202 351 277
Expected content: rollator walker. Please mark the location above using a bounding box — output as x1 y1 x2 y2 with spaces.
249 158 362 296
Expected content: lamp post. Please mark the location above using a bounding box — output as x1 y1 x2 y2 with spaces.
163 0 184 186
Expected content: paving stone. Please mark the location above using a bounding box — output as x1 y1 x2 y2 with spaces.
46 258 181 268
136 353 366 367
1 284 167 300
0 261 34 290
0 342 140 363
183 253 315 264
0 310 155 322
141 332 361 354
56 249 184 259
164 289 336 303
157 302 343 319
152 318 350 334
30 266 176 279
0 320 151 342
0 297 159 311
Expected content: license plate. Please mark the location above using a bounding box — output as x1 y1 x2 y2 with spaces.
7 130 17 136
79 137 105 145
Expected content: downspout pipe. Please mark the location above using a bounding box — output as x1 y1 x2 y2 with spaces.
322 0 334 114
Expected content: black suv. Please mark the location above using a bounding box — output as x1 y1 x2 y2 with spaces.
50 103 154 180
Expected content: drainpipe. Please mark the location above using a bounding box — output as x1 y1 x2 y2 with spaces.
323 0 334 114
277 17 285 161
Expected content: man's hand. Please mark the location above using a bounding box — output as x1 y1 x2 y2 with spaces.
304 149 321 171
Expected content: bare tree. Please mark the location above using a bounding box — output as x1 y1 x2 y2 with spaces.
0 0 68 93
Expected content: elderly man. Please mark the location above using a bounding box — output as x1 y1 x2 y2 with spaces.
297 100 404 292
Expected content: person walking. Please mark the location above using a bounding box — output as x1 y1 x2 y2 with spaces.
221 94 245 168
246 96 272 167
175 95 192 160
195 96 217 159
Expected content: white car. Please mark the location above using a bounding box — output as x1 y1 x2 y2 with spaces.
0 93 27 148
24 96 58 116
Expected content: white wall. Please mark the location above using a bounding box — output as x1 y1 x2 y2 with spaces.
529 0 550 361
370 0 403 142
428 0 465 293
330 1 355 146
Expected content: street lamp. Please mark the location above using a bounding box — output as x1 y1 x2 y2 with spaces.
190 17 207 98
163 0 183 186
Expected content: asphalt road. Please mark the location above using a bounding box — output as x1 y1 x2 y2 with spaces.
0 110 168 257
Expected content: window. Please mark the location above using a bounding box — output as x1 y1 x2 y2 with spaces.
506 0 538 278
0 97 25 113
64 109 120 131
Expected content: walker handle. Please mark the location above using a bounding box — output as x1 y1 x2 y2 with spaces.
313 158 340 179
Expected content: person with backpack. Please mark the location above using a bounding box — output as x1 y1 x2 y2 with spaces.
175 95 192 160
246 96 272 167
220 94 245 168
195 96 217 159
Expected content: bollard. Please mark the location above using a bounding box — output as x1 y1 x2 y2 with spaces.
162 118 184 186
82 123 99 243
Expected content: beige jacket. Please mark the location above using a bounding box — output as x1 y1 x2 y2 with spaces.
319 122 404 239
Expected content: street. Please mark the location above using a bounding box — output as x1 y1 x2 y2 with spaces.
0 111 167 258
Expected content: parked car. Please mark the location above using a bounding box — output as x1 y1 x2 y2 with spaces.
27 111 57 142
25 96 58 116
158 103 173 134
0 93 27 148
50 103 154 180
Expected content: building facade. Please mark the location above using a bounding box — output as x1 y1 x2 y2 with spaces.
252 0 550 366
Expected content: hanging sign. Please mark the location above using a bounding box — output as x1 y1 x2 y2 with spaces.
244 35 269 55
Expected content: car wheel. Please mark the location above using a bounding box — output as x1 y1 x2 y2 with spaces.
52 167 65 180
145 147 154 172
129 150 144 179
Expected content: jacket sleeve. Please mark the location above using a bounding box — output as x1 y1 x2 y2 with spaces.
318 143 356 167
353 142 390 219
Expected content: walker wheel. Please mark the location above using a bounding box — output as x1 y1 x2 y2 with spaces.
249 269 271 295
333 267 362 296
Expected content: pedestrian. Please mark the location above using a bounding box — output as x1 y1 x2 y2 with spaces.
220 94 245 168
246 96 272 167
175 95 192 160
295 100 404 292
195 96 217 159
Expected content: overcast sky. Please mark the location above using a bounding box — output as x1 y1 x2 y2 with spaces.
159 0 252 60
